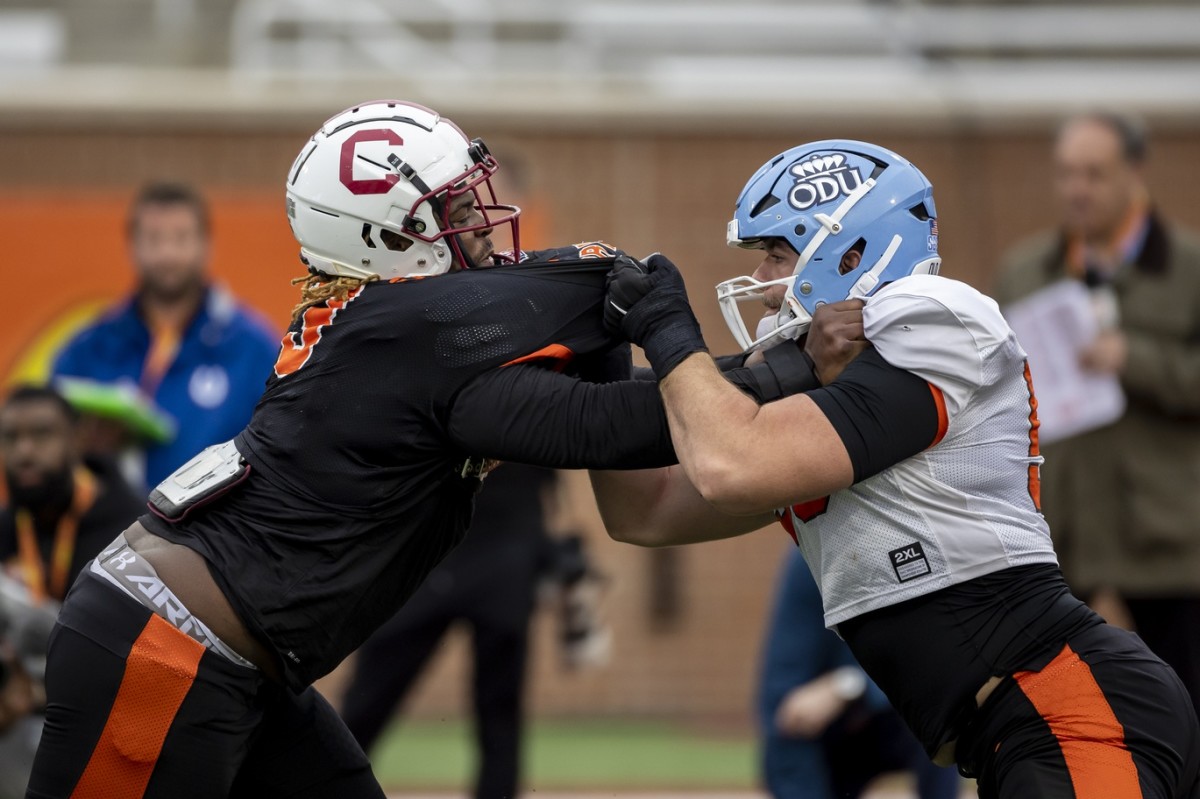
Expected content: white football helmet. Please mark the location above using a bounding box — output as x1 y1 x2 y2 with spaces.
285 100 520 279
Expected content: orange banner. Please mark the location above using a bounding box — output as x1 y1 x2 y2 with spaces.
2 190 302 385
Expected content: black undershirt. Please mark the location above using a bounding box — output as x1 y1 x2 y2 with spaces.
808 347 941 482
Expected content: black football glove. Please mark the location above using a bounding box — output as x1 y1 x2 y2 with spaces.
604 253 707 378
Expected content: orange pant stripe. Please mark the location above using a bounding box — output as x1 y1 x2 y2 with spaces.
71 614 205 799
1015 643 1142 798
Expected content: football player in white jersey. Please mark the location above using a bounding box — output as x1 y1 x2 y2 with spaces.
593 140 1200 798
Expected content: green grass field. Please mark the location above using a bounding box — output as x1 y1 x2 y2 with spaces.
370 718 758 791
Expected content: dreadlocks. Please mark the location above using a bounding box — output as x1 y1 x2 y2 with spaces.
290 273 375 324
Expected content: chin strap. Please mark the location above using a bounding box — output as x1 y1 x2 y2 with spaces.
848 234 903 299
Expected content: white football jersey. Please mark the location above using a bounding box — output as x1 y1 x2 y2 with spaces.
782 274 1058 628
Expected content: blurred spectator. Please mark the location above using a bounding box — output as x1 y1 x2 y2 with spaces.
51 182 279 490
51 375 176 491
0 384 144 799
0 385 144 601
758 548 959 799
339 464 609 799
994 111 1200 720
0 572 57 799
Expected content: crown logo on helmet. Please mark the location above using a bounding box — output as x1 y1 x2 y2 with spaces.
787 153 864 211
789 154 847 178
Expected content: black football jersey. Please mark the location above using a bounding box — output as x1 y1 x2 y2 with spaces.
141 245 675 689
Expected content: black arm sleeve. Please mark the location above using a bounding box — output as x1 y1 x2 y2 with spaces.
570 343 633 384
631 365 657 381
723 342 821 402
448 364 677 469
636 344 821 401
806 347 941 483
713 353 749 371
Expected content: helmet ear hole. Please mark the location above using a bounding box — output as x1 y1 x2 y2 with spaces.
361 224 377 249
838 238 867 275
750 194 781 218
909 202 932 221
379 228 414 252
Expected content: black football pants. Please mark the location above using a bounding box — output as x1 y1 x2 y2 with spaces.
960 623 1200 799
25 571 383 799
1127 596 1200 727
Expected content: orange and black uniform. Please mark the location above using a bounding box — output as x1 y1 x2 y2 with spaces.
147 248 677 692
27 246 807 799
839 563 1200 799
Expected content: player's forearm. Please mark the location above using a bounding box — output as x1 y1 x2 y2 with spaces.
659 353 776 512
589 467 675 546
589 465 774 547
659 354 853 514
450 365 676 469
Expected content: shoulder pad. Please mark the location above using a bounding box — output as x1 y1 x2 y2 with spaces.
517 242 627 265
863 275 1011 417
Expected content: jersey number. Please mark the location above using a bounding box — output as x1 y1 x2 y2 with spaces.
1022 360 1043 513
274 288 364 377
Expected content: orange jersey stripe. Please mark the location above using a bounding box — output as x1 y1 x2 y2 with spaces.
1022 361 1043 512
1014 644 1142 799
928 383 949 446
501 343 574 369
275 304 335 377
71 615 205 799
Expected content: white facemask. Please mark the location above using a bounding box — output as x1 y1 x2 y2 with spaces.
715 274 812 352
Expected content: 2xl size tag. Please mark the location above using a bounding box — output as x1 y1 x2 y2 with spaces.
889 542 931 583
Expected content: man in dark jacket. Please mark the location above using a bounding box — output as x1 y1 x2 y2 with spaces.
994 111 1200 721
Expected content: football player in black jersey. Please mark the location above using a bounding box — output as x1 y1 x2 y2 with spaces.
24 101 854 798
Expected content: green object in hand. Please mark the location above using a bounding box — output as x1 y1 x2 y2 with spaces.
54 376 177 444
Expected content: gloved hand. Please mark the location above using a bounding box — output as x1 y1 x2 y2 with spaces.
604 253 707 378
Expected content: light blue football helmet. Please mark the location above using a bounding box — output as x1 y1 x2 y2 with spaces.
719 140 940 350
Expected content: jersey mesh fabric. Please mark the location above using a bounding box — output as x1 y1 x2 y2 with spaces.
791 276 1057 628
925 333 1049 558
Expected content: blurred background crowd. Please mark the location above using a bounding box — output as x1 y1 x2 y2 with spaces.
2 1 1200 798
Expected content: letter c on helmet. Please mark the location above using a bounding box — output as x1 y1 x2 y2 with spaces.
339 129 403 195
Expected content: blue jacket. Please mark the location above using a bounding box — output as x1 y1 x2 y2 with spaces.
53 286 279 489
